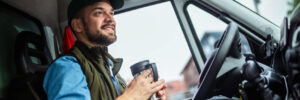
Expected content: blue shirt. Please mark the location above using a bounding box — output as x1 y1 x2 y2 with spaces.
43 56 91 100
43 56 124 100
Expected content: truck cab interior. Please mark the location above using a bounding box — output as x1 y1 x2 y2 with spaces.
0 0 300 100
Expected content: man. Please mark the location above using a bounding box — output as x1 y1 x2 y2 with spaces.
43 0 167 100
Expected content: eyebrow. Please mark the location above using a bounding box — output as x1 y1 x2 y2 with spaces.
91 7 114 12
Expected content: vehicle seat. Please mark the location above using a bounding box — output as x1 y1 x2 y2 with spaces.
7 31 51 100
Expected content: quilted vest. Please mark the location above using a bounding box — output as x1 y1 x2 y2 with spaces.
67 41 126 100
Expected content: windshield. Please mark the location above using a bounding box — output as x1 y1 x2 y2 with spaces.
234 0 298 26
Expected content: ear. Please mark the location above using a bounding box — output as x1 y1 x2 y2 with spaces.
71 18 84 33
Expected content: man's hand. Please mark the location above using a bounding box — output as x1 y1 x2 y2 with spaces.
116 69 167 100
156 83 167 100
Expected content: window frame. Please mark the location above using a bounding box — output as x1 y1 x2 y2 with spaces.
232 0 280 27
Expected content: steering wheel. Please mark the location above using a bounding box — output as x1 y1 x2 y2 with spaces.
193 22 239 99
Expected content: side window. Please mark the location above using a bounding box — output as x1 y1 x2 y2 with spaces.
187 4 228 59
182 4 253 98
0 3 43 98
187 4 252 59
111 2 197 99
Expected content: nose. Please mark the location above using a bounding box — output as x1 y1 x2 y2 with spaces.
104 12 115 23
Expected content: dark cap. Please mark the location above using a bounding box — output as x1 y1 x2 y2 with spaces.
67 0 124 31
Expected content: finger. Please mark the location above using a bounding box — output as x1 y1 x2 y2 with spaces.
150 79 165 91
150 79 164 89
160 95 166 100
156 91 167 100
138 69 152 78
146 75 154 83
162 84 167 89
156 84 167 97
156 90 165 96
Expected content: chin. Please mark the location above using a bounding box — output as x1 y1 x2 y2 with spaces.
108 33 116 38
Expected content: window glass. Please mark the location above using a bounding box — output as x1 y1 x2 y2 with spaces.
187 4 252 59
234 0 291 26
185 4 252 98
187 4 228 58
183 5 228 98
111 2 196 99
0 3 43 98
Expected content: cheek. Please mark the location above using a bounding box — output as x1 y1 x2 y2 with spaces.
87 23 100 34
87 18 102 30
92 18 103 28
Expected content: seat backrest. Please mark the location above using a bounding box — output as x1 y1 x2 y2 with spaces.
7 31 50 100
14 31 51 74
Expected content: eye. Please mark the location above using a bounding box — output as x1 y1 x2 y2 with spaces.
110 12 114 15
95 11 102 16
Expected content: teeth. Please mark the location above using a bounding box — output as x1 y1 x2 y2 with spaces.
104 27 114 31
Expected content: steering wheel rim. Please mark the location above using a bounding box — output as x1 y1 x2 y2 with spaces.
193 22 239 99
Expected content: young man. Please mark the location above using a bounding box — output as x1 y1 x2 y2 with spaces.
43 0 167 100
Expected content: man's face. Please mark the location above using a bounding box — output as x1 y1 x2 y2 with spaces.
81 1 116 46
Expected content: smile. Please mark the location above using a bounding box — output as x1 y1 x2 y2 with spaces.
102 25 115 33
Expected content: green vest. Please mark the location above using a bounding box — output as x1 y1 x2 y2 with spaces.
67 41 126 100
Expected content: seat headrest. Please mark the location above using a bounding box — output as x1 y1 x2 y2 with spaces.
14 31 50 74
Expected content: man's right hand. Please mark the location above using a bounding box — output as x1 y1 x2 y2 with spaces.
116 69 166 100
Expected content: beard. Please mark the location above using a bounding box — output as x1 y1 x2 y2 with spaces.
83 19 117 46
86 30 117 46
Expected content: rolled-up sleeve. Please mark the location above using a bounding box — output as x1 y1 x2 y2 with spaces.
43 56 91 100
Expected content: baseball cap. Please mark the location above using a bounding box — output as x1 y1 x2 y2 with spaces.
67 0 124 31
